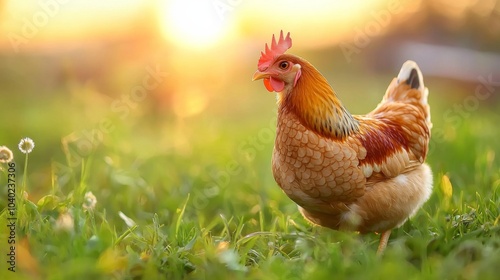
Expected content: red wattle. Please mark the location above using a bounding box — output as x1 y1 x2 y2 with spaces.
270 77 285 92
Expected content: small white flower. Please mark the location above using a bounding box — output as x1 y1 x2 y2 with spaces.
18 137 35 154
0 146 14 163
83 191 97 210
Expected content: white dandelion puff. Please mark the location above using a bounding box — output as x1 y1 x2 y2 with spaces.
54 212 74 232
18 137 35 154
83 191 97 210
0 146 14 163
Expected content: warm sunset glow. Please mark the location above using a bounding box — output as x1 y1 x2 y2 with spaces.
0 0 388 50
0 0 146 42
160 0 227 49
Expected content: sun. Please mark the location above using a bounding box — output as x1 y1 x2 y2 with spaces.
160 0 227 49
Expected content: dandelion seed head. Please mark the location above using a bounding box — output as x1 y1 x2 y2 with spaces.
83 191 97 211
0 146 14 163
18 137 35 154
54 212 74 232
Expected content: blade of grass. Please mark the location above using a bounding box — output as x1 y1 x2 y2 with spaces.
114 225 138 246
175 193 190 239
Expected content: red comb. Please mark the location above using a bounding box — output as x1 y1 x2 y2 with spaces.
257 31 292 71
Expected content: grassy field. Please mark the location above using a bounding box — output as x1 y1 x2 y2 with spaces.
0 52 499 280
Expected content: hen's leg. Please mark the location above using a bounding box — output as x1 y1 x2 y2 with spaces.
376 230 391 255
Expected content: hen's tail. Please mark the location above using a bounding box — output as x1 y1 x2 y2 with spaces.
397 60 425 93
379 60 431 129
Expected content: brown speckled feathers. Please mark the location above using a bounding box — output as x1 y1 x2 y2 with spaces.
270 59 432 233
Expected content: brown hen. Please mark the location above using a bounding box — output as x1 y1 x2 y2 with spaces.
252 31 433 254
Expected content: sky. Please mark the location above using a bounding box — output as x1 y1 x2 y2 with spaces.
0 0 392 50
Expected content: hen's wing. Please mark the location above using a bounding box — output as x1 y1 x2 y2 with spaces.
349 61 431 181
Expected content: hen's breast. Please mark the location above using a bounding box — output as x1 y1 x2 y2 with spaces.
272 112 366 214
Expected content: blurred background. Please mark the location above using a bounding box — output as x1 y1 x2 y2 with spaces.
0 0 499 207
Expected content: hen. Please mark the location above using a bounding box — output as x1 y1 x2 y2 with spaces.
252 31 433 254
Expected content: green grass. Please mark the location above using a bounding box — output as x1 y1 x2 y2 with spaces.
1 64 499 280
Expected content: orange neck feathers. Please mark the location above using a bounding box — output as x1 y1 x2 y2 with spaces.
278 58 359 140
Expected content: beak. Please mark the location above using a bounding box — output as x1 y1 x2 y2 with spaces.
252 70 270 81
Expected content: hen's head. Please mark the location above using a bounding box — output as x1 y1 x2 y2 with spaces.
252 31 302 93
252 31 357 139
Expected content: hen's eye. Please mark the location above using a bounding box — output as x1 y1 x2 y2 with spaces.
279 61 289 69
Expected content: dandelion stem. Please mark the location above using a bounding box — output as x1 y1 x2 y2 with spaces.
22 153 29 193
